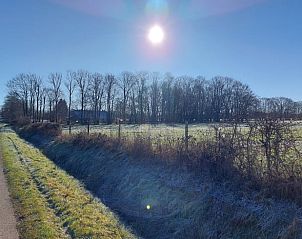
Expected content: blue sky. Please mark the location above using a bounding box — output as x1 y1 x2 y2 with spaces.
1 0 301 104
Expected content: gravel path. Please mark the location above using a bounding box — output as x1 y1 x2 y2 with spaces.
0 149 19 239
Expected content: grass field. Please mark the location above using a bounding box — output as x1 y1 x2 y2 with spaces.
62 123 226 142
0 128 136 239
62 122 302 148
63 121 302 135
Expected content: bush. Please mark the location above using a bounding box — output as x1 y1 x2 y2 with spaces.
59 130 239 181
20 123 62 137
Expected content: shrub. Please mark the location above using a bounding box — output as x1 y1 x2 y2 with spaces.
20 122 62 137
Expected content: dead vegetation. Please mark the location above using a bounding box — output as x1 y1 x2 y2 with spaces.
16 120 302 238
20 122 62 137
47 128 302 238
53 119 302 205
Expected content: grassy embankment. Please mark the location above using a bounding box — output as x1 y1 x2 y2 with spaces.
62 122 302 204
14 122 302 238
45 129 302 239
0 129 136 239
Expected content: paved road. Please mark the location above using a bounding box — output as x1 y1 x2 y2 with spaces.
0 149 19 239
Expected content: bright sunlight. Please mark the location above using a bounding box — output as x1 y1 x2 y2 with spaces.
148 25 164 45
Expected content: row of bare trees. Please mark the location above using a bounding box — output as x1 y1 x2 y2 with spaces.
257 97 302 119
3 71 302 125
4 73 62 124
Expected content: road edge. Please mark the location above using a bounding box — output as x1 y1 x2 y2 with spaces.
0 147 19 239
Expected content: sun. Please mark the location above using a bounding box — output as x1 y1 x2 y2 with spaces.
148 25 164 45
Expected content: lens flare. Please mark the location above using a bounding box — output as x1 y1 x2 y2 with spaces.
145 0 169 16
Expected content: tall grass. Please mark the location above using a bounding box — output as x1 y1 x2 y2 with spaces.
58 120 302 205
48 131 302 238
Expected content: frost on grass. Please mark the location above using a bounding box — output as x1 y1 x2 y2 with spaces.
44 138 302 239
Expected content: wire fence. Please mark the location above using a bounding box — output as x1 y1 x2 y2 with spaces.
62 122 221 145
61 122 258 153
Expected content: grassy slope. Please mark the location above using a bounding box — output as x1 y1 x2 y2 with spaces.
0 130 136 239
45 138 302 239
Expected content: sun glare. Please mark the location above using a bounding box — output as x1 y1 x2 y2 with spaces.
148 25 164 45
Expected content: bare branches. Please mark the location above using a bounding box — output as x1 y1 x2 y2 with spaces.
74 70 89 124
104 74 116 124
87 72 104 124
49 72 62 122
65 71 77 128
118 71 137 122
4 71 302 125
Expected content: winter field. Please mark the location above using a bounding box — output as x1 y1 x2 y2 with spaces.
62 122 302 148
62 123 234 140
2 124 302 238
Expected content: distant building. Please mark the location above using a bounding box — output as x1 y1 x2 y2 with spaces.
70 110 108 124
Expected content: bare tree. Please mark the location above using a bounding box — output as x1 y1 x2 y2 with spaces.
136 72 149 124
25 73 42 123
129 81 138 123
74 70 89 124
192 77 207 122
150 72 161 123
7 73 30 118
104 74 116 124
45 88 55 122
34 76 43 122
117 71 137 122
65 71 77 131
40 87 47 122
49 73 62 122
89 73 104 124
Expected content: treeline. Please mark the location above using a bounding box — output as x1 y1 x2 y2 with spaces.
2 71 302 125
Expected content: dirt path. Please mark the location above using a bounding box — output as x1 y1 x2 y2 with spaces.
0 149 19 239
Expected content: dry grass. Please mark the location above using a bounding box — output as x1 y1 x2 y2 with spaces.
58 121 302 206
16 121 302 237
21 122 62 137
46 132 302 238
62 123 216 143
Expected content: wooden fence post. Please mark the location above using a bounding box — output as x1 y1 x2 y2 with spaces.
185 120 189 153
87 120 90 135
118 119 122 143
